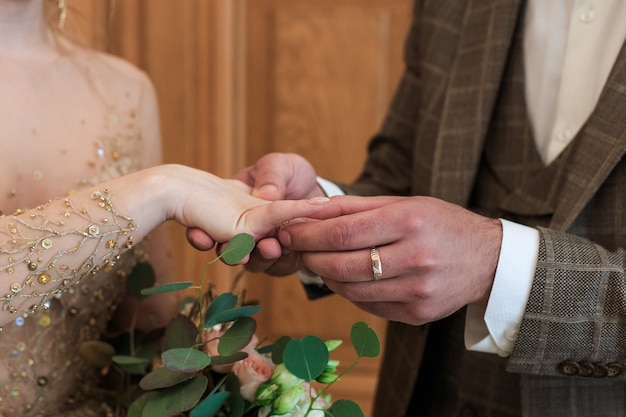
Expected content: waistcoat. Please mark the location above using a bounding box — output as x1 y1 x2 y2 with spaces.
404 13 583 416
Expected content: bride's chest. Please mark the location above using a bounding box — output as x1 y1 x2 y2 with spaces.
0 95 142 214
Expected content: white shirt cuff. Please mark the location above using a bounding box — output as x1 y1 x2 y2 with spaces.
465 219 539 357
316 177 345 197
297 267 325 286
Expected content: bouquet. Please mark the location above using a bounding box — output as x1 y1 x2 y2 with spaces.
83 234 380 417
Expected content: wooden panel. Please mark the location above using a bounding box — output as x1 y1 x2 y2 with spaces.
242 1 412 414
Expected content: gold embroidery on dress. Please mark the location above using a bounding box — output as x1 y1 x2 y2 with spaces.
0 53 146 416
0 190 136 320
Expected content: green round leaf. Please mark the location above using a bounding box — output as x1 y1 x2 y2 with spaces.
141 281 194 296
112 354 152 374
213 305 261 324
210 351 248 367
139 367 195 390
283 336 329 381
162 348 212 373
270 335 292 365
204 293 238 328
128 392 159 417
127 262 156 299
142 375 208 417
112 355 151 365
220 233 255 265
224 373 245 417
217 316 256 356
350 322 380 358
324 399 364 417
163 314 198 351
189 391 230 417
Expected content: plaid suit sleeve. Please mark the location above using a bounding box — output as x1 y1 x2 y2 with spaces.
341 20 421 197
507 227 626 379
342 0 465 198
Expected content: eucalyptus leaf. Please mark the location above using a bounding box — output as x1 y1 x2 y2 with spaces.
142 375 208 417
217 316 256 356
112 355 152 375
204 293 238 328
139 367 195 390
112 355 151 365
162 348 212 373
127 392 159 417
210 351 248 366
256 344 274 355
140 281 194 296
270 335 292 365
324 399 364 417
350 322 380 358
137 335 160 360
163 314 198 351
213 305 261 324
283 336 329 381
127 262 156 299
189 391 230 417
220 233 255 265
224 373 245 417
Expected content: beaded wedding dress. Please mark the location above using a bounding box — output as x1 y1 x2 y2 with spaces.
0 46 157 417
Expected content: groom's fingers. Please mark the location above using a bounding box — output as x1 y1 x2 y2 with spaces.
186 227 216 251
232 160 290 201
278 202 405 252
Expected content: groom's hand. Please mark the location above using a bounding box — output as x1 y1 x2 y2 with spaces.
186 152 325 275
233 152 325 275
278 195 501 325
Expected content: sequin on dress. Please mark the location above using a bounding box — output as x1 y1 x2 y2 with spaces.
0 48 151 417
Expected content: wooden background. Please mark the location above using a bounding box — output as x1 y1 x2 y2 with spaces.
68 0 411 414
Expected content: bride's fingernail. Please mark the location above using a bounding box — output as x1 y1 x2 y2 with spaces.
309 196 330 204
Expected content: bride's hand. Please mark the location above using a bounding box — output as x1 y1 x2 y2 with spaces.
110 164 330 246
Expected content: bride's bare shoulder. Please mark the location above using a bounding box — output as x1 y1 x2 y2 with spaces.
74 46 157 101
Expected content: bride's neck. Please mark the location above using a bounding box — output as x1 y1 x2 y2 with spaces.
0 0 55 56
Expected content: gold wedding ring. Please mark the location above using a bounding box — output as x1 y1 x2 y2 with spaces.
370 248 383 281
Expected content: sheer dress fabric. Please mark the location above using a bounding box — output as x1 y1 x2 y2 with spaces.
0 47 151 417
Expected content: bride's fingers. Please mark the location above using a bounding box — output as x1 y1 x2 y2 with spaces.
244 196 330 238
243 195 404 240
302 195 405 220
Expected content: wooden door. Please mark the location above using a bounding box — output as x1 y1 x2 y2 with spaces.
241 1 412 413
71 0 412 414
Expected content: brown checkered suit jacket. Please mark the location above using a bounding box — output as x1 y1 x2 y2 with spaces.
339 0 626 415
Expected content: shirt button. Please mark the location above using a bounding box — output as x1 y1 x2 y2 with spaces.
579 7 594 23
556 129 572 142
